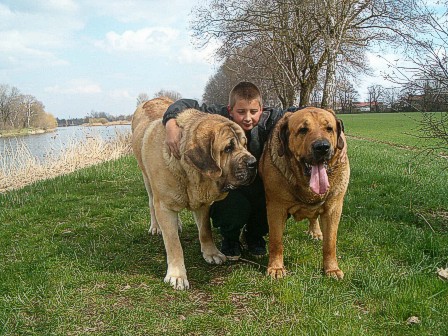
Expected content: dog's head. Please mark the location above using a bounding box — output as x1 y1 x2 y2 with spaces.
277 107 344 195
184 115 257 191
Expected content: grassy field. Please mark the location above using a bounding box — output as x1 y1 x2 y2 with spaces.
339 112 445 151
0 113 447 335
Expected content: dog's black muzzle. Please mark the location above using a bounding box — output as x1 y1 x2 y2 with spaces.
312 139 332 162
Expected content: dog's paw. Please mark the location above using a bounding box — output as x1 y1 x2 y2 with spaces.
267 267 286 279
325 268 344 280
148 223 162 235
306 229 323 240
203 250 227 265
164 275 190 290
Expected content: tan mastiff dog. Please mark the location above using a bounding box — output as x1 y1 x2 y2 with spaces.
132 97 257 290
259 107 350 280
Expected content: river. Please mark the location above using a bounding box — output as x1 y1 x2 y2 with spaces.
0 125 131 168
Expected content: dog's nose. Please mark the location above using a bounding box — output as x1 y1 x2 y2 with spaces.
246 156 257 170
312 140 331 155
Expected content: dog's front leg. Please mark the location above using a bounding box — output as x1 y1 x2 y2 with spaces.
320 199 344 280
154 201 189 290
267 201 288 279
193 206 226 265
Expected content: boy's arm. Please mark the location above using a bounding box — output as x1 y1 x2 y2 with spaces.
162 99 227 125
162 99 201 125
165 119 182 159
257 107 285 137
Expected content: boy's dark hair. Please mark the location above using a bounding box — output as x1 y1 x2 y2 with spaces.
228 81 263 109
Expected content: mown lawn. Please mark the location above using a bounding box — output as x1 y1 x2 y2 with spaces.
339 112 446 151
1 114 447 335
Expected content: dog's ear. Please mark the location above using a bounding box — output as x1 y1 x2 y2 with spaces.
336 118 345 150
185 134 222 179
277 113 292 157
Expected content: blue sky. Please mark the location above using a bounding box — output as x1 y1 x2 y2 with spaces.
0 0 392 119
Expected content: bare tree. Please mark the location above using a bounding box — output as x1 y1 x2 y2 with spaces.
21 95 38 128
202 61 240 105
191 0 420 109
367 84 385 112
136 92 150 106
153 89 182 102
0 84 21 128
203 54 282 107
0 84 56 131
381 1 448 153
382 87 401 112
335 77 359 113
305 0 422 107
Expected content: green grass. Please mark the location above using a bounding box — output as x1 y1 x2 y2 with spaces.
339 112 445 150
1 118 447 335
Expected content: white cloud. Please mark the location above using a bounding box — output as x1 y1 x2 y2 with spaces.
95 27 180 53
45 80 102 95
175 42 219 64
109 89 134 100
0 2 83 69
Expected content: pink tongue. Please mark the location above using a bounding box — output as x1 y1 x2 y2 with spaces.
310 163 329 194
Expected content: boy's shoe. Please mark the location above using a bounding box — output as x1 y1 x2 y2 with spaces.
220 238 242 261
244 231 267 257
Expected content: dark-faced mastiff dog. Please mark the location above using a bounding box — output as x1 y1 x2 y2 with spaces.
259 107 350 279
132 97 257 290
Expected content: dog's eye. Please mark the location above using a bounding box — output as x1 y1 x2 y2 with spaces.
224 142 234 153
298 127 308 135
326 126 333 132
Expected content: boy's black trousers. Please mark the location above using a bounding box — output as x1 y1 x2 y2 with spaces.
210 174 269 241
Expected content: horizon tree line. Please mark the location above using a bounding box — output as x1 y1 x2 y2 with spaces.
0 84 57 131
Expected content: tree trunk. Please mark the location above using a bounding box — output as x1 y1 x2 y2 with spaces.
321 50 336 108
321 5 338 109
299 84 313 106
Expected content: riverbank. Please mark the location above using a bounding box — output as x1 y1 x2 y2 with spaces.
0 130 132 193
0 121 131 138
81 120 131 127
0 128 56 138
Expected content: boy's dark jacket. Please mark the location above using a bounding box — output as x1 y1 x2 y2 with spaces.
162 99 300 160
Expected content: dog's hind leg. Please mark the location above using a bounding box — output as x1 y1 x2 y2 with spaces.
144 174 182 235
143 174 161 235
193 206 226 265
307 217 323 240
176 214 183 233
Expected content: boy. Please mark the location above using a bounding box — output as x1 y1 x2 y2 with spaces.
163 82 277 260
163 82 345 260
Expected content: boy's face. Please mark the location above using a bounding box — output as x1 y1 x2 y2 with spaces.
228 99 262 132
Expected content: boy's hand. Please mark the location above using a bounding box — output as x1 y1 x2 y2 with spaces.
339 132 348 163
166 119 182 159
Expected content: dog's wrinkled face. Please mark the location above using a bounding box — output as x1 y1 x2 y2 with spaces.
278 108 344 195
185 119 256 191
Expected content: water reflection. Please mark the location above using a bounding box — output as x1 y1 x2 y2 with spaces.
0 125 131 167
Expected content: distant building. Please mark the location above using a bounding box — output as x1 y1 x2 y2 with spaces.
352 101 386 112
352 102 370 112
